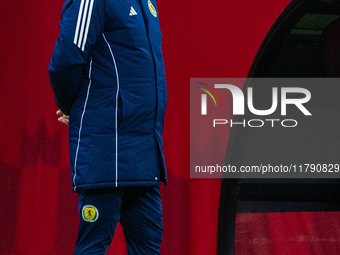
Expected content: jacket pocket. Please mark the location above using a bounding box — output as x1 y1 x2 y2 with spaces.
117 91 124 130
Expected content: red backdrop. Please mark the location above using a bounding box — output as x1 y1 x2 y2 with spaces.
4 0 330 254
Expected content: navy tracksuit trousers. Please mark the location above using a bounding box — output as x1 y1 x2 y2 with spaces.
74 185 163 254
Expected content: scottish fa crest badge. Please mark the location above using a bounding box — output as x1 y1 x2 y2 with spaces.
148 0 157 18
82 205 99 222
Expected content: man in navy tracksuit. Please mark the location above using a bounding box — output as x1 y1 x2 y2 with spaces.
48 0 167 253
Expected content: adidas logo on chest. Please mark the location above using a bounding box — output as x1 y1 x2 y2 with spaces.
129 6 138 16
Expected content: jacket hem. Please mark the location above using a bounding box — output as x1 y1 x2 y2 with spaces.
73 180 162 193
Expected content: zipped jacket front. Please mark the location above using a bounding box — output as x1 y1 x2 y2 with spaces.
48 0 167 192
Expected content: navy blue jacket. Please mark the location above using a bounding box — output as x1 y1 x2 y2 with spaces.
48 0 167 192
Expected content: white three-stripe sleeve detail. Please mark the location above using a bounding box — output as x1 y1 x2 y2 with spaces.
77 0 90 48
102 33 119 187
81 0 95 51
73 59 93 191
73 0 94 51
73 0 86 45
